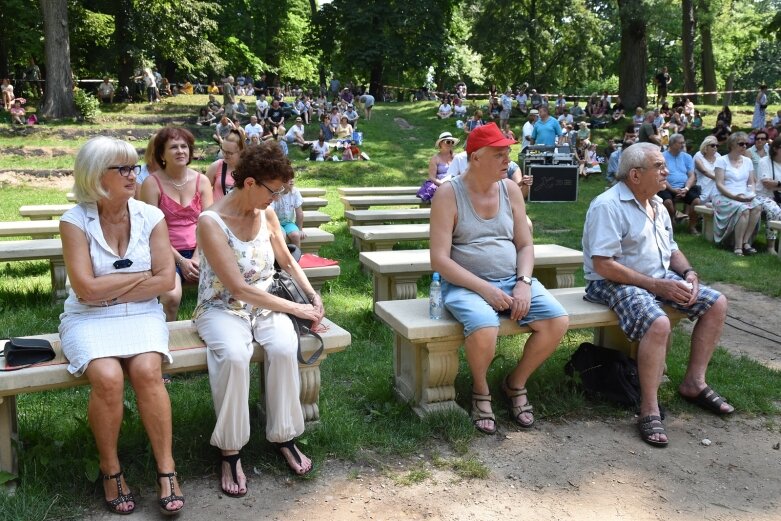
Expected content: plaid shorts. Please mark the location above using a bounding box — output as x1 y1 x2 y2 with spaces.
584 271 722 341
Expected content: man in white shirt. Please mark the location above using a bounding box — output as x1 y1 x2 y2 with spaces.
437 101 453 119
285 117 308 146
516 91 528 115
310 134 331 161
255 96 269 120
446 151 469 177
521 110 538 152
244 115 263 140
557 107 573 127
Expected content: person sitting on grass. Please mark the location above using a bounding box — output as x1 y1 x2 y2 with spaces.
9 99 25 125
437 99 453 119
213 115 235 146
271 177 306 248
335 115 353 139
429 123 569 435
344 103 359 129
582 141 732 449
691 109 703 130
310 132 330 161
98 77 115 104
284 117 309 147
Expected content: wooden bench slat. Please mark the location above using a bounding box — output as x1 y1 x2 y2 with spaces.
350 223 430 252
341 195 427 211
338 186 419 197
0 220 61 238
344 208 431 228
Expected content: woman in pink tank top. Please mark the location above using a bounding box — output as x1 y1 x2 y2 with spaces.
205 128 243 202
140 127 213 321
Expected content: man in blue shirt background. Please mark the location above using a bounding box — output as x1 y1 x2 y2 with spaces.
658 133 701 234
530 106 563 147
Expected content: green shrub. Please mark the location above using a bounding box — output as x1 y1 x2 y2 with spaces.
73 88 101 122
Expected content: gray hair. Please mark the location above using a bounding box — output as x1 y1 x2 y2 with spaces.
72 136 138 203
616 142 658 181
669 133 684 146
645 110 655 119
726 131 749 151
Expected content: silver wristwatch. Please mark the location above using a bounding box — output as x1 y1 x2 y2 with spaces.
518 275 532 286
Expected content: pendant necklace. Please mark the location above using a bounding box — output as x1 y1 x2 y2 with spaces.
168 172 191 191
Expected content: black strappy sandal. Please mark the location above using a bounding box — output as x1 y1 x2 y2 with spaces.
102 470 136 516
157 471 185 516
220 453 247 497
272 439 314 476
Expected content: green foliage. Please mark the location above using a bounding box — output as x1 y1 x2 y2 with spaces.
222 36 274 77
72 88 101 122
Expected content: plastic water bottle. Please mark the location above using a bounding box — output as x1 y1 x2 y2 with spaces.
429 272 443 320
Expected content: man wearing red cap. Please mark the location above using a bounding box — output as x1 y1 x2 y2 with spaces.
430 123 569 435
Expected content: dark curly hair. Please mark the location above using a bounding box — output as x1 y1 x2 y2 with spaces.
233 141 294 188
153 127 195 168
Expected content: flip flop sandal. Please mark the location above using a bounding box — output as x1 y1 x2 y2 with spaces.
220 453 248 497
501 377 534 428
681 386 734 415
638 415 668 448
470 391 497 435
102 470 136 515
273 439 315 476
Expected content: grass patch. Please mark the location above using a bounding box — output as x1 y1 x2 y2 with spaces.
0 99 779 518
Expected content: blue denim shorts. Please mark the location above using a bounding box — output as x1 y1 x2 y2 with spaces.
280 221 300 235
442 275 568 337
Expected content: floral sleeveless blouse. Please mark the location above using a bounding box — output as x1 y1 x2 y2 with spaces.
193 209 275 322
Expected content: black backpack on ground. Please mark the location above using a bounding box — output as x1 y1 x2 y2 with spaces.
564 342 641 407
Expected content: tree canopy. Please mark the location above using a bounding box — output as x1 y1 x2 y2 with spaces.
2 0 779 107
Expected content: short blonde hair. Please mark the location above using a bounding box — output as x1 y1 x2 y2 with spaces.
72 136 138 203
699 135 718 154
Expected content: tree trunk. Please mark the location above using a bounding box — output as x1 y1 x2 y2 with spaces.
724 74 735 106
369 61 383 100
699 0 717 105
115 0 135 93
681 0 697 102
617 0 648 110
39 0 77 119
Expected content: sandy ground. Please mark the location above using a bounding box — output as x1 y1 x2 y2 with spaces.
2 172 779 520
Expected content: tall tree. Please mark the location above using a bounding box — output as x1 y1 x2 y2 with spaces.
698 0 718 104
681 0 697 101
39 0 77 119
617 0 648 109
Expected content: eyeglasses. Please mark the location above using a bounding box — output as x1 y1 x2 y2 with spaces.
737 142 749 147
259 181 286 198
108 165 141 177
635 161 666 172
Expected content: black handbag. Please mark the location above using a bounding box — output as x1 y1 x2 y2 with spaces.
268 269 324 365
1 337 56 371
564 342 641 407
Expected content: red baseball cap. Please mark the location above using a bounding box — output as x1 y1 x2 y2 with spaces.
465 123 517 155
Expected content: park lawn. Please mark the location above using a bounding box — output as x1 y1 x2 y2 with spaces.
0 99 779 520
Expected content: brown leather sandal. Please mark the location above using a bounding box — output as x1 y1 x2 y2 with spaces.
501 376 535 428
471 391 497 435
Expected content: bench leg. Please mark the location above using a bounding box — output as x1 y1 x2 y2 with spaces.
702 215 714 243
372 274 421 313
51 257 68 302
0 396 19 490
258 363 323 424
533 267 577 289
300 243 318 255
393 335 463 417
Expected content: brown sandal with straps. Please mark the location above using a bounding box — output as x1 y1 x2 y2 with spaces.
102 470 136 515
157 471 185 516
471 391 497 435
501 376 535 428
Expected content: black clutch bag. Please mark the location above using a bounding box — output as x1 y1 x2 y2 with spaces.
1 337 56 371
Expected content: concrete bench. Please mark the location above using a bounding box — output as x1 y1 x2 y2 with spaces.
0 318 352 487
19 204 74 220
769 220 781 259
18 206 331 228
341 195 427 212
338 186 419 197
350 223 430 252
344 208 431 228
359 244 583 310
301 197 328 211
375 287 686 417
694 205 714 242
0 220 60 239
299 228 334 254
66 188 328 201
0 238 340 302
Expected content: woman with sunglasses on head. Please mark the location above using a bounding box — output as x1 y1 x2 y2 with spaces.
140 127 213 321
712 132 763 255
194 142 323 498
205 129 244 202
417 132 458 202
59 136 184 515
755 136 781 252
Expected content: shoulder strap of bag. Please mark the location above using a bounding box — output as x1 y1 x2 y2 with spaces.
288 318 325 365
220 161 229 195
